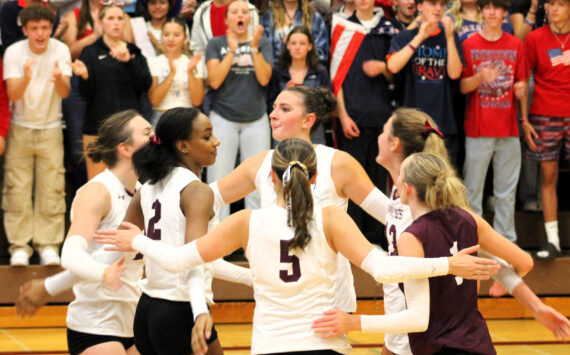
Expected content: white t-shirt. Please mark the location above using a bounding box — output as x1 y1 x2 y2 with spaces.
3 38 71 129
148 54 205 112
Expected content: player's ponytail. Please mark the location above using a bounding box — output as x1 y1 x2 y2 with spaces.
272 138 318 251
284 86 337 134
133 107 200 184
403 153 468 210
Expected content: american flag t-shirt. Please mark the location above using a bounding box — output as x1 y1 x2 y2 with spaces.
547 48 570 67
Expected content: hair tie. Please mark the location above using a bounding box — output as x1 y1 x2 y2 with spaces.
281 161 309 228
150 136 161 145
423 120 444 138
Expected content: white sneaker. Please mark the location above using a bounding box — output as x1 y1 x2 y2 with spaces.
10 250 30 266
40 248 61 266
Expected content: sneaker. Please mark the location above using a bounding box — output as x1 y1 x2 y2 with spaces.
535 242 561 260
40 248 61 266
10 250 29 266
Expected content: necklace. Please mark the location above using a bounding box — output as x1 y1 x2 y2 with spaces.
284 7 296 24
551 22 570 49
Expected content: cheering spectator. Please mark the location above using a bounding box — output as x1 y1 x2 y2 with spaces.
3 5 71 266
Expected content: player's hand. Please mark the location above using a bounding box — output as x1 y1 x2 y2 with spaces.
489 279 508 297
191 313 213 355
522 121 539 152
16 279 50 317
103 257 125 291
533 303 570 341
448 245 500 280
312 308 360 338
94 221 142 252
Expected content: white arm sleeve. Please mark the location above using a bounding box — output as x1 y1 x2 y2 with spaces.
61 235 108 281
209 182 227 214
360 248 449 283
44 271 80 297
361 278 429 333
187 266 210 321
478 250 522 294
211 258 253 286
131 235 205 273
359 187 390 225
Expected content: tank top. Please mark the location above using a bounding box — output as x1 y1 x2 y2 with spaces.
246 206 350 354
139 167 201 302
405 208 496 355
67 169 143 337
254 144 356 312
73 9 94 40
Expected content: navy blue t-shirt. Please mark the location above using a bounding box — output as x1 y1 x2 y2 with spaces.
388 27 464 134
342 15 393 128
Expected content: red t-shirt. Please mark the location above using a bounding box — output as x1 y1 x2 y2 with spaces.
210 3 229 37
525 26 570 117
462 32 528 137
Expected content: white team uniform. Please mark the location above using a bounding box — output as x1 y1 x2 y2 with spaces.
255 144 357 312
67 170 143 337
383 186 414 355
246 206 351 355
139 167 203 302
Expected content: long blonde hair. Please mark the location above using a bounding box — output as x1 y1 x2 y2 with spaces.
446 0 482 32
403 153 469 210
271 0 313 29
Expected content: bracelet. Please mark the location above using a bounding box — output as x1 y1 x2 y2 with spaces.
528 10 536 15
407 43 417 52
414 18 421 25
250 47 259 53
519 117 529 123
524 18 536 27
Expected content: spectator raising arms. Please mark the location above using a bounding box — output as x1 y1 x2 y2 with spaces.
522 0 570 259
70 3 152 180
267 25 331 144
261 0 330 65
205 0 272 220
148 18 205 127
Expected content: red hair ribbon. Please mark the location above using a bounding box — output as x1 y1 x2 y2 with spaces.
150 136 161 145
423 120 444 138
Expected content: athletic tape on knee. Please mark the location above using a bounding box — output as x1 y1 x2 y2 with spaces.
360 247 449 284
61 235 107 281
359 187 390 224
131 235 205 273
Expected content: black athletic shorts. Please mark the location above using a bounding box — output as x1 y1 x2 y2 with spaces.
67 328 134 355
268 351 341 355
434 347 480 355
134 292 219 355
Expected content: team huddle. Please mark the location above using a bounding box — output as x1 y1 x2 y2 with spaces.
14 87 570 355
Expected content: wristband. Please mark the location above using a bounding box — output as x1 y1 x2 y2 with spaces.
519 117 529 123
524 18 536 27
407 44 417 52
250 47 259 53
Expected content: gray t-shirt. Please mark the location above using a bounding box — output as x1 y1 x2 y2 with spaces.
206 35 272 122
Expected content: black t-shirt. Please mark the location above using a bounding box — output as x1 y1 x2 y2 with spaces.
388 27 464 134
342 15 393 128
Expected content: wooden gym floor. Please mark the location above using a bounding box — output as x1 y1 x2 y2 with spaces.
0 319 569 354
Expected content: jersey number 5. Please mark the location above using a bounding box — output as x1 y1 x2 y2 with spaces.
279 240 301 282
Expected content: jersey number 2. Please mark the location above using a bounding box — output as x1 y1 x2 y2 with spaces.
279 240 301 282
134 199 162 260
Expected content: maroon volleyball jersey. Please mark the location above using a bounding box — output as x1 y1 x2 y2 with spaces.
403 208 496 355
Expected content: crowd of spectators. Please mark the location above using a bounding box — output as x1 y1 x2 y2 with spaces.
0 0 568 265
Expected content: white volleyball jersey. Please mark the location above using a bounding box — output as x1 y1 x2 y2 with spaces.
246 206 351 355
254 144 356 312
67 169 144 337
383 185 414 355
139 167 202 302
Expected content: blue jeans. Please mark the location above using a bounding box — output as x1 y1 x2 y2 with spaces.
463 137 521 242
207 110 271 220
